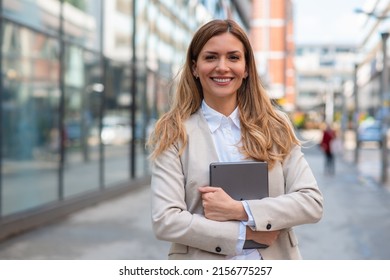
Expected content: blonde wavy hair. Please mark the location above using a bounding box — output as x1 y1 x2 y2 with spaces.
147 19 300 168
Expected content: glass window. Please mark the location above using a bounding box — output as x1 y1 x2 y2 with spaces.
1 23 60 215
134 65 150 178
3 0 61 37
63 0 103 51
63 46 101 197
103 61 131 186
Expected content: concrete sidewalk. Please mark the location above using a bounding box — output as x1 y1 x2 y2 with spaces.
0 133 390 259
296 147 390 259
0 184 170 260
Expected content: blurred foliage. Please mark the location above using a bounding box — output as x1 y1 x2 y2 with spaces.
64 0 86 11
292 111 305 129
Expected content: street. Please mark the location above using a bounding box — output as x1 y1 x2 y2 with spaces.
0 129 389 259
296 146 390 259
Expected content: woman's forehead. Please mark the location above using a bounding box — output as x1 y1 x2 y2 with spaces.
201 33 245 52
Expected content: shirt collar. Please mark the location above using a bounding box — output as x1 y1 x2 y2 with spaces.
201 100 240 133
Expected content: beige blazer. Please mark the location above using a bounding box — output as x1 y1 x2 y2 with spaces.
151 110 323 260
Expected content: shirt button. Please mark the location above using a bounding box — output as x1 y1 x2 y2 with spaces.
266 223 272 230
215 247 222 253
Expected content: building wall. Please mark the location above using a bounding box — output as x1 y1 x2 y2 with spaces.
0 0 250 240
295 44 356 127
355 0 390 120
250 0 295 110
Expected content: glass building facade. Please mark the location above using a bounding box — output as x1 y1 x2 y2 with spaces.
0 0 250 239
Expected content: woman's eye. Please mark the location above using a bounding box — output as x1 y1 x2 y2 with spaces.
229 55 239 61
205 55 216 60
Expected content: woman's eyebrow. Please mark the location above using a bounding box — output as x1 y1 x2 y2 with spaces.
201 50 243 55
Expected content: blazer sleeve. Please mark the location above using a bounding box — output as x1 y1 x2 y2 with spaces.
246 145 324 231
150 144 240 256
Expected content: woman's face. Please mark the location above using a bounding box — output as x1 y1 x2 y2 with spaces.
193 32 247 111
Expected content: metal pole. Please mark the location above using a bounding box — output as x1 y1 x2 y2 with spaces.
58 0 65 200
130 0 137 178
341 89 346 141
99 0 105 189
0 0 4 216
380 32 389 183
325 81 334 125
353 64 359 164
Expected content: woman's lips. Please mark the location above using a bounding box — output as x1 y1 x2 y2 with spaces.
212 77 233 83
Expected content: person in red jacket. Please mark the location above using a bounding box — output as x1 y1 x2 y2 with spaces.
320 123 336 175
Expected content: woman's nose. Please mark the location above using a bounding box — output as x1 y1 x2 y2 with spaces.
216 58 229 71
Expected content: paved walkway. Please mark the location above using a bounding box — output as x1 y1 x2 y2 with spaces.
0 130 390 260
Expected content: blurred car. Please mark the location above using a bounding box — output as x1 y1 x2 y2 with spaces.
101 116 132 145
357 120 382 147
65 121 82 146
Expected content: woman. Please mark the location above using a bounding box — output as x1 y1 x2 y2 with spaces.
320 123 336 175
147 19 323 260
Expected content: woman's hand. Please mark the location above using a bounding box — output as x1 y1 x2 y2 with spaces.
246 227 280 246
199 186 248 221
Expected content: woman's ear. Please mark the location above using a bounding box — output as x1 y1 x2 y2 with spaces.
192 60 198 78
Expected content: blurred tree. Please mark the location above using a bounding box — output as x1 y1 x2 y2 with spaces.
64 0 86 11
292 111 305 129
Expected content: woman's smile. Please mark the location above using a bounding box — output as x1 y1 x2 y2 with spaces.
211 76 234 84
193 32 247 112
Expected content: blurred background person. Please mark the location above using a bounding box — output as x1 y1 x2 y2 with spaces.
320 123 336 175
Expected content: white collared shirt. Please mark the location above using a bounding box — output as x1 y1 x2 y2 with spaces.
201 100 261 260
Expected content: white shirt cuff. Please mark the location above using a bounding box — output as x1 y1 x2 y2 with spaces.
242 200 256 227
235 201 257 253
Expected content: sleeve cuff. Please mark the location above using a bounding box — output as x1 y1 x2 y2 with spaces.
235 221 246 254
242 200 256 228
